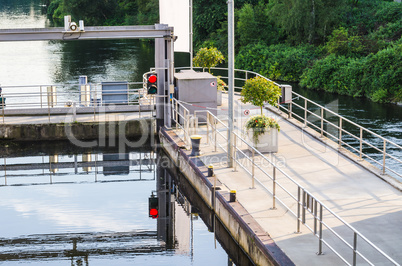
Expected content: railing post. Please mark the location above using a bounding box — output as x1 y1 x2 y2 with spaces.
382 140 386 175
40 86 43 108
338 117 343 149
296 187 301 233
251 148 255 189
302 190 306 224
318 204 323 255
233 132 237 172
289 101 292 119
353 232 357 266
206 112 210 145
304 98 307 127
272 167 276 209
320 107 324 138
2 96 4 124
175 99 178 129
314 199 317 235
214 117 217 152
359 128 363 161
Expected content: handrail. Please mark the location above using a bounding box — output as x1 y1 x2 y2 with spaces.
197 108 399 266
278 91 401 178
0 81 154 124
175 66 401 179
171 97 194 146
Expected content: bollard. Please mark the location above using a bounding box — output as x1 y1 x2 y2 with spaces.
190 135 202 156
230 190 236 202
208 165 214 177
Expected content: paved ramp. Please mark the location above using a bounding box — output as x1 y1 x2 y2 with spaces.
182 94 401 265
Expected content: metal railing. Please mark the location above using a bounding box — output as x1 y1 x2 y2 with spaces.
175 66 401 179
277 93 402 179
191 109 399 266
0 81 155 123
171 97 196 146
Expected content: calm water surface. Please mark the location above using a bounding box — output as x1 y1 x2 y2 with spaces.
0 142 248 265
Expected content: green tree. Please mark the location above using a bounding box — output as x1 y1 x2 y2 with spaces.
269 0 347 44
240 76 281 115
237 2 280 47
62 0 116 25
325 27 364 56
193 47 225 73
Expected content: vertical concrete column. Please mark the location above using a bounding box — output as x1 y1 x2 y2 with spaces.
155 24 174 129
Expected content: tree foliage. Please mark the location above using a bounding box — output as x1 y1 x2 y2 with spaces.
268 0 347 44
45 0 402 102
47 0 158 26
240 76 281 115
193 47 225 73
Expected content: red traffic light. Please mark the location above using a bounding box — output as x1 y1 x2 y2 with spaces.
149 208 159 219
148 75 157 84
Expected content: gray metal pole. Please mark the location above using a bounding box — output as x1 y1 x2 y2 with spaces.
227 0 235 167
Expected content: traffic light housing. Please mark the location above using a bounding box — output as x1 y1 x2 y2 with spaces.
148 195 159 219
147 73 157 95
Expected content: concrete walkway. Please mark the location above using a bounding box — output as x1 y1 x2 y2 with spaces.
184 94 402 265
0 111 153 124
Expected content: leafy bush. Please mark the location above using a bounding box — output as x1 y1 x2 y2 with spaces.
301 44 402 102
300 54 353 93
236 43 319 82
325 27 365 57
362 44 402 102
193 47 225 73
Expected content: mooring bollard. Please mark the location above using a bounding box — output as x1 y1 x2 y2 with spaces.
190 135 202 156
208 165 214 177
230 190 236 202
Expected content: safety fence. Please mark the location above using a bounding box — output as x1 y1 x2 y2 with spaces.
0 81 155 123
277 92 402 179
187 109 399 266
175 66 401 179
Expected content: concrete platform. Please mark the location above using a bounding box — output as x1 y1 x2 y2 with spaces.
168 94 402 265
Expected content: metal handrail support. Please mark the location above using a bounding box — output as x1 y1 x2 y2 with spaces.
272 167 277 209
1 98 4 124
251 148 255 189
233 132 237 172
198 109 400 266
339 117 343 149
277 91 401 178
383 140 387 175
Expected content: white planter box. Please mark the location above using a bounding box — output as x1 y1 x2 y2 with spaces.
247 128 278 153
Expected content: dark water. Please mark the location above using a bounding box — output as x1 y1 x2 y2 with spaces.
0 141 251 265
0 1 248 264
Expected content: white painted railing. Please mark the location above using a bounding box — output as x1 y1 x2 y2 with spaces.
0 81 154 123
175 66 401 179
186 108 399 266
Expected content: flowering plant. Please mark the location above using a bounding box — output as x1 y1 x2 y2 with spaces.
241 76 281 144
245 115 280 143
217 76 227 91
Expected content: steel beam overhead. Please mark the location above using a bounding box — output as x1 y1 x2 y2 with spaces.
0 25 173 42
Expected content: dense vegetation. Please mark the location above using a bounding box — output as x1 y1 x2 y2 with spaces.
45 0 402 103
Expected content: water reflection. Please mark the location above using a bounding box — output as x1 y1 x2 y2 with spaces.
0 142 246 265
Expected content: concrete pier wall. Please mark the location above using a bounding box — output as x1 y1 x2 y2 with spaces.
159 128 293 266
0 118 156 141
